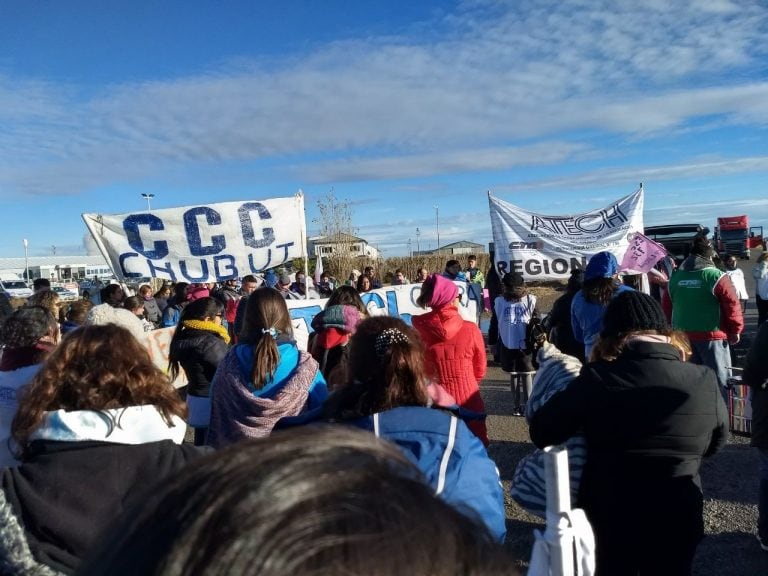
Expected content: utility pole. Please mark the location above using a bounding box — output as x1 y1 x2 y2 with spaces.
23 239 29 283
142 193 155 211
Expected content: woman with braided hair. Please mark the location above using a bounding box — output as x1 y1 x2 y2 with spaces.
207 288 328 447
319 316 506 542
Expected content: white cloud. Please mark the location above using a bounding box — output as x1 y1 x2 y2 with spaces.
0 0 766 197
492 156 768 194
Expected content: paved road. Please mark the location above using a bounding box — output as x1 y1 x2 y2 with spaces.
483 289 767 574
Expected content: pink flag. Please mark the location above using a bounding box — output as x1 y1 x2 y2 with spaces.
620 233 668 274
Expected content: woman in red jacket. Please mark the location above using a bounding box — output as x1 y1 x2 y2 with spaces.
413 274 489 444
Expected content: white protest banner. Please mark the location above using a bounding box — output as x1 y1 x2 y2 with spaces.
488 187 644 280
82 194 306 283
144 326 188 389
286 282 478 351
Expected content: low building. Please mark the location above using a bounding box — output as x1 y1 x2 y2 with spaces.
0 255 113 282
414 240 485 256
308 233 380 260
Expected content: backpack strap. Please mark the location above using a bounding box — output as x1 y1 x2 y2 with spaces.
372 411 458 496
436 415 458 495
526 294 535 318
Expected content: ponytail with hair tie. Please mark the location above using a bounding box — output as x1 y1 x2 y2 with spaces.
261 327 280 340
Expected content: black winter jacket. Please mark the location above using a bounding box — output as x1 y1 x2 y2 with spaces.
529 341 727 574
1 440 206 574
531 341 727 491
546 291 584 361
744 321 768 449
169 328 228 397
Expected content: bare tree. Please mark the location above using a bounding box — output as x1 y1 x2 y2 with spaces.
313 191 360 281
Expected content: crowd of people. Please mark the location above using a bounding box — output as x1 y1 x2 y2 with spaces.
0 255 511 575
0 237 765 574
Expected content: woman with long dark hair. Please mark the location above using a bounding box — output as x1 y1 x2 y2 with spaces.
570 251 633 359
168 297 229 446
162 282 190 327
207 288 327 447
320 316 506 542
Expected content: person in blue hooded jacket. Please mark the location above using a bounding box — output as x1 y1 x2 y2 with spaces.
570 251 633 359
317 315 506 542
207 288 327 448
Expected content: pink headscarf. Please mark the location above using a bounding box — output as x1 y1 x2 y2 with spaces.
425 274 458 308
186 284 210 302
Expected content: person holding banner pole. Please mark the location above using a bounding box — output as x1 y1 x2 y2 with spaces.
571 251 633 360
485 251 503 363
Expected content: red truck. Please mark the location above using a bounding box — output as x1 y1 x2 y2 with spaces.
713 215 763 259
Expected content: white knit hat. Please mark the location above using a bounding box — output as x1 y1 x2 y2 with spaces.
85 304 147 345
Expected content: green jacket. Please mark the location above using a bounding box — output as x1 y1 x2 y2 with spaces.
465 267 485 286
666 257 743 341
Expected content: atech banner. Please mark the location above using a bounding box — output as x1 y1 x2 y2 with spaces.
83 194 306 282
488 187 644 280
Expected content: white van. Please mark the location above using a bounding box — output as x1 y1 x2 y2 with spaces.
0 273 33 298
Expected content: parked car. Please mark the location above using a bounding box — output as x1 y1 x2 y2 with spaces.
644 223 708 265
52 285 79 301
0 275 33 298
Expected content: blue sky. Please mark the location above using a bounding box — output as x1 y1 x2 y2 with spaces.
1 0 767 259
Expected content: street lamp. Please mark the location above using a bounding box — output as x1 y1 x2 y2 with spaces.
23 239 29 284
415 227 420 254
142 193 155 211
434 205 440 254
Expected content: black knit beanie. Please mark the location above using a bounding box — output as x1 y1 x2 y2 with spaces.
601 291 668 337
691 234 713 258
502 272 524 289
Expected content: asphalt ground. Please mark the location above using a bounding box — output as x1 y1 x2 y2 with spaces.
486 263 767 574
